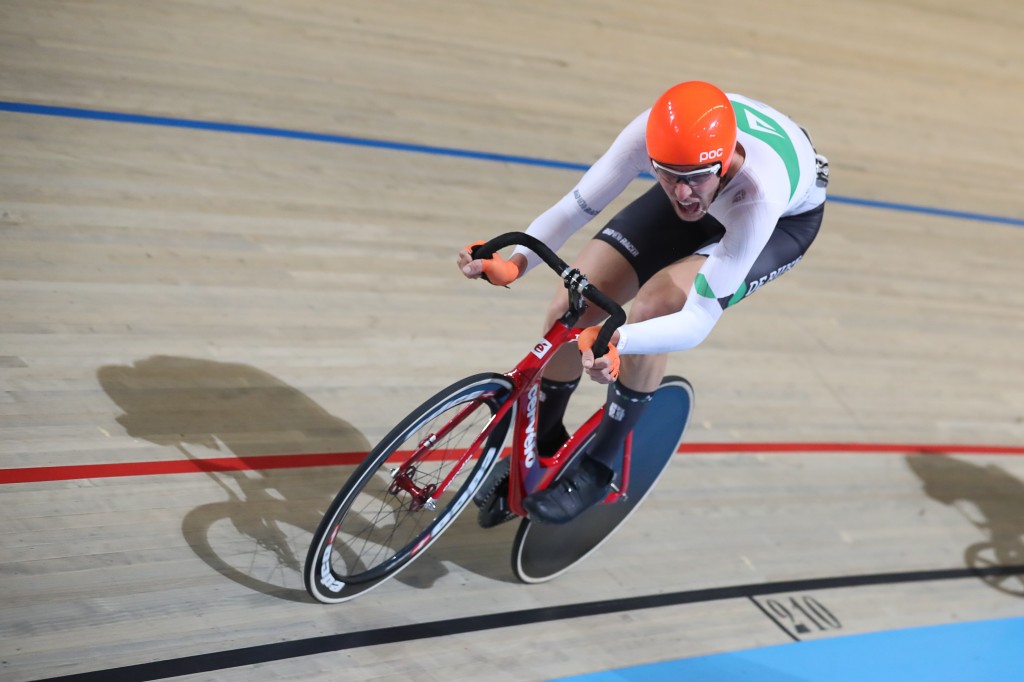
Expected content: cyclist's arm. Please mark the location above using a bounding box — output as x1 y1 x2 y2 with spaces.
511 110 652 274
615 194 785 355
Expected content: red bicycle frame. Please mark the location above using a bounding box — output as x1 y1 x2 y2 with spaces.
390 315 631 516
394 231 630 517
501 318 631 517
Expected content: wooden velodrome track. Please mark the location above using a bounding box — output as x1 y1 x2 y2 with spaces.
2 1 1024 680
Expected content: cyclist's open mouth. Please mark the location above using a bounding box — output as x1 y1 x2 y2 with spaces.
677 199 705 218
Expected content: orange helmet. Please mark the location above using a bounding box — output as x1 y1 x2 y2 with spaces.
645 81 737 174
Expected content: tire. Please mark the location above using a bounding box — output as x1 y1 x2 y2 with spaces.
304 373 513 603
512 376 694 583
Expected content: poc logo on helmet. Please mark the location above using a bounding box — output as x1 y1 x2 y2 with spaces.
699 148 724 163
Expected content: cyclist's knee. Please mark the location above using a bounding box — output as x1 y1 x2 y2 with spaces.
629 284 686 323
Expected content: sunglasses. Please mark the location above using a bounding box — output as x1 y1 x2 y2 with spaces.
651 159 722 187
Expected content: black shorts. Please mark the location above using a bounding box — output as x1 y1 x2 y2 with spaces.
593 184 824 309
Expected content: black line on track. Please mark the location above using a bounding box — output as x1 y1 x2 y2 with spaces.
35 564 1024 681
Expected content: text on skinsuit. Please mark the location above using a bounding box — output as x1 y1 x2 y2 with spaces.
574 188 600 216
601 227 640 257
746 255 803 295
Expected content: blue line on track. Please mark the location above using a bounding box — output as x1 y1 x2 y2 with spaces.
2 100 1022 228
0 101 590 172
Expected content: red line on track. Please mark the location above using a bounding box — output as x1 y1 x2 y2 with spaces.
2 442 1023 485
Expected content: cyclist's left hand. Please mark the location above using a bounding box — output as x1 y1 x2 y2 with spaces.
578 326 620 384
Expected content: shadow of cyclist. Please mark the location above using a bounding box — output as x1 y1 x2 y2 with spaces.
905 453 1024 597
98 355 515 601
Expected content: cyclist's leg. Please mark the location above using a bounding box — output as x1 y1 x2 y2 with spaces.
523 254 707 524
525 204 823 525
614 203 823 393
536 184 718 448
525 191 723 524
603 202 823 432
581 254 704 471
473 241 638 526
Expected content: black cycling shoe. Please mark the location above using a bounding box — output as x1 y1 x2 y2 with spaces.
521 457 613 525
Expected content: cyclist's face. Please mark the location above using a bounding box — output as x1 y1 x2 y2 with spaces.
651 159 721 221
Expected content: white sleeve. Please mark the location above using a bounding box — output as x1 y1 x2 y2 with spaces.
615 193 784 355
512 110 652 273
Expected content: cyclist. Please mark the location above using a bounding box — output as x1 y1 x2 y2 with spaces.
458 81 828 524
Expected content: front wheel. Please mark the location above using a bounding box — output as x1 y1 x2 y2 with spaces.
304 373 513 603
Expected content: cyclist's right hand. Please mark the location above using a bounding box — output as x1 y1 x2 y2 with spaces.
458 241 522 286
578 325 621 383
